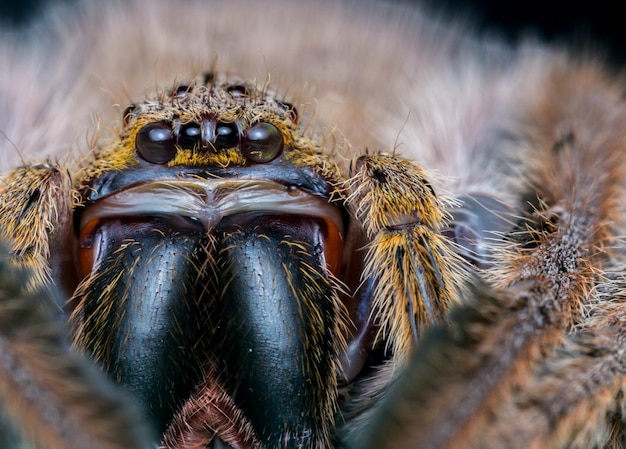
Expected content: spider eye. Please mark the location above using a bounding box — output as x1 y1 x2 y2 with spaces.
242 122 284 163
135 122 176 164
178 122 202 149
215 122 239 149
227 84 249 97
122 104 136 126
202 72 215 84
279 101 298 123
173 85 191 98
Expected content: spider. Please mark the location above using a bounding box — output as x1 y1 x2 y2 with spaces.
0 1 624 449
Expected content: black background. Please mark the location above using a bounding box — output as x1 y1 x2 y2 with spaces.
1 0 625 64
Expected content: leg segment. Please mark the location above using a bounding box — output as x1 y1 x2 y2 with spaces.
347 153 465 361
0 164 74 295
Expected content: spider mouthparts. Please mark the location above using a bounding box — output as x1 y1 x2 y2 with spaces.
73 209 345 448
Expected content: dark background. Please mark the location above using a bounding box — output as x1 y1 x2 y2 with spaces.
1 0 625 64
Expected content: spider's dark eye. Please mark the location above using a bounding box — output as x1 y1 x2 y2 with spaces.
135 122 176 164
242 122 284 163
173 85 191 98
215 122 239 149
178 122 202 149
202 72 215 84
122 104 136 126
279 101 298 123
227 84 249 97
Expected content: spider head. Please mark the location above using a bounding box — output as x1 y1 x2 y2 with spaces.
68 75 379 448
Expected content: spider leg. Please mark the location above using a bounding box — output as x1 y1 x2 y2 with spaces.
0 244 153 449
487 273 626 449
357 62 626 449
347 153 466 362
0 167 155 448
0 164 75 297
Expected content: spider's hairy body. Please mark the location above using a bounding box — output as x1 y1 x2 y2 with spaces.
0 1 625 449
363 65 626 449
0 51 462 449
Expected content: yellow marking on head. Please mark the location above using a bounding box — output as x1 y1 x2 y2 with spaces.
168 148 247 167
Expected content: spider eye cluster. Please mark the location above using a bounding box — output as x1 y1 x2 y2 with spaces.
135 118 284 165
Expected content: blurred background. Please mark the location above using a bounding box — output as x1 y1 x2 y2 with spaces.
1 0 625 64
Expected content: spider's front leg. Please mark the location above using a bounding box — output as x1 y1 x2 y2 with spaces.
347 153 464 361
0 164 152 449
358 62 626 449
0 164 74 295
332 151 468 447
